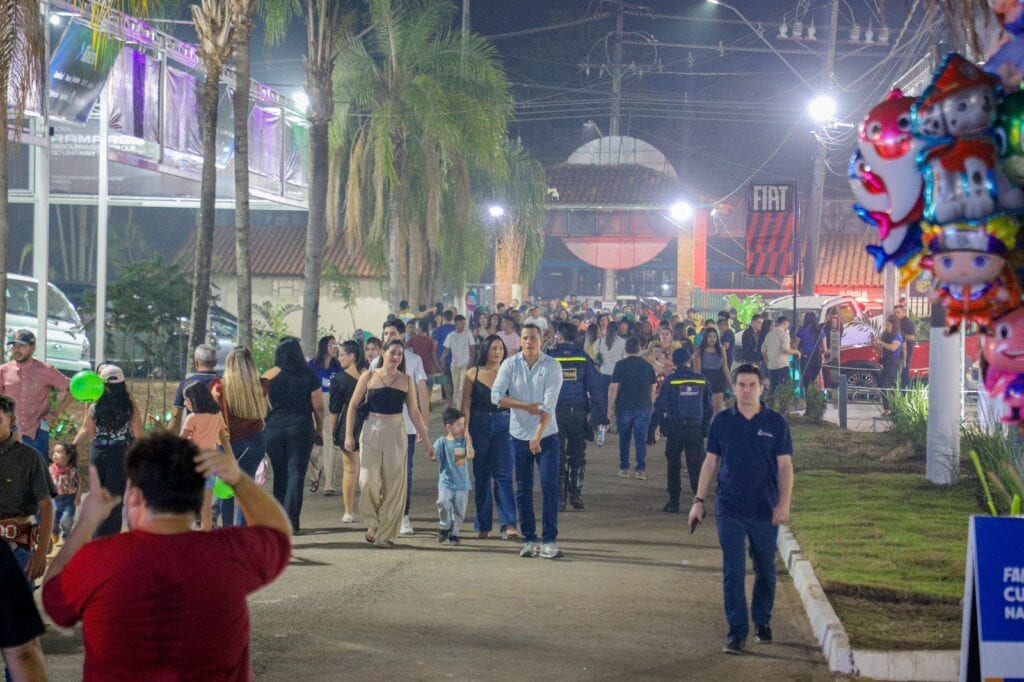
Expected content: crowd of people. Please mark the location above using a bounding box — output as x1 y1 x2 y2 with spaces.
0 294 808 677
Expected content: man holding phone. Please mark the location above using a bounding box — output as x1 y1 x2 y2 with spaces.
688 363 794 655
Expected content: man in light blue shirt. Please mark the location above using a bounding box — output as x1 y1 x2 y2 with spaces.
491 324 564 559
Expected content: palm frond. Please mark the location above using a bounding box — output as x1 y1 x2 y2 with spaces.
1 0 46 128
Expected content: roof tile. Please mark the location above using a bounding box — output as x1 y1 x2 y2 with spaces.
546 164 689 207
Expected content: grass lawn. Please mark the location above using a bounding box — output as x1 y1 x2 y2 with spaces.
787 420 980 650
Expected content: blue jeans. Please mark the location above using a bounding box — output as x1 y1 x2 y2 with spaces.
12 544 33 591
594 374 612 425
266 421 315 531
53 495 76 538
469 410 516 532
512 435 560 544
716 514 779 641
616 408 652 471
90 439 129 538
405 435 416 515
220 432 266 527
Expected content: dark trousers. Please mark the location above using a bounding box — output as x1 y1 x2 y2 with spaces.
901 341 915 388
768 367 790 395
593 374 612 425
469 410 516 531
617 408 652 471
266 422 315 531
879 363 899 411
220 431 266 527
716 514 779 641
512 435 560 544
90 440 129 538
557 405 589 501
800 354 822 391
405 435 416 515
662 419 705 502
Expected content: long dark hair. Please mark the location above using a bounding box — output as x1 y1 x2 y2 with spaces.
383 339 407 374
94 382 134 431
697 327 723 356
274 337 308 373
314 335 337 367
340 339 367 371
801 312 819 330
603 315 619 350
184 381 220 415
476 334 508 367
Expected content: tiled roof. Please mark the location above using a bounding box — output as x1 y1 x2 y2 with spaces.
546 163 690 207
180 225 382 278
816 226 884 288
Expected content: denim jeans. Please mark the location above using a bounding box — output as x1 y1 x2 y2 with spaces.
616 408 652 471
11 543 33 591
53 494 76 538
90 439 129 538
469 410 516 532
716 514 779 641
220 431 266 527
405 435 416 516
266 421 315 531
22 430 49 460
512 434 560 544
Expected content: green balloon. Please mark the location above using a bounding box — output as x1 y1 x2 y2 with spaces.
213 477 235 500
69 370 106 402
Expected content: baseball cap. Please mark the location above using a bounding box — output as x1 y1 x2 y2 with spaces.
99 364 125 384
7 330 35 346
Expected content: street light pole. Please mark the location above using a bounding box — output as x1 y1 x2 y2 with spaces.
802 0 840 296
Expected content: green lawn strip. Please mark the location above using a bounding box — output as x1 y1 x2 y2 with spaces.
787 422 979 650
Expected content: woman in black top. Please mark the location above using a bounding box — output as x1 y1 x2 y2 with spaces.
263 337 324 532
345 340 431 547
329 340 366 523
461 335 517 540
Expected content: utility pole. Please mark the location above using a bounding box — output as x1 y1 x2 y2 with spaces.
801 0 840 295
609 0 624 137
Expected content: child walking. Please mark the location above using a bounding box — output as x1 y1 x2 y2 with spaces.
181 381 234 530
49 442 81 547
433 408 473 545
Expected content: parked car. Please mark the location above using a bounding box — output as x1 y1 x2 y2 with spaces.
5 275 92 375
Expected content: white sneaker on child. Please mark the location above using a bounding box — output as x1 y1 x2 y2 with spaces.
399 516 415 535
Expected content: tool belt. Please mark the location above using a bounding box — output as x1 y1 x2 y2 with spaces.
0 518 39 550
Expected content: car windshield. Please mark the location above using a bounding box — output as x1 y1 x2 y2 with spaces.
6 280 82 325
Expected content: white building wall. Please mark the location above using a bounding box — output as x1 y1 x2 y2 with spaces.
214 274 390 340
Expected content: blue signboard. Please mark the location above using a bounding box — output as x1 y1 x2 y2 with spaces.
961 516 1024 681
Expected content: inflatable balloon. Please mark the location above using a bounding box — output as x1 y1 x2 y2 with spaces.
69 370 106 403
983 306 1024 424
213 477 234 500
996 90 1024 185
913 53 1024 224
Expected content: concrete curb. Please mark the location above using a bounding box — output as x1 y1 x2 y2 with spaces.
777 525 959 680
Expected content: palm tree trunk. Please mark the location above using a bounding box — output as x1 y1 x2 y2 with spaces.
232 0 255 347
387 190 401 312
188 61 223 354
300 105 329 354
0 117 9 331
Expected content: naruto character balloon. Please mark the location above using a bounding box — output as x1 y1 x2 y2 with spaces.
983 306 1024 424
922 217 1022 332
850 89 927 271
913 53 1024 224
996 90 1024 185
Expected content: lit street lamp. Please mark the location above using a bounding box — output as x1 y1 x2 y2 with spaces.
669 200 693 222
487 205 505 219
292 91 310 113
808 94 838 123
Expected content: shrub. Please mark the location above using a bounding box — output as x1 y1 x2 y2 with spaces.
253 302 300 373
887 386 929 457
769 381 797 414
961 422 1023 516
804 384 828 423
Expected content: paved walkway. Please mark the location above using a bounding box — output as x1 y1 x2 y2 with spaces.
37 418 831 681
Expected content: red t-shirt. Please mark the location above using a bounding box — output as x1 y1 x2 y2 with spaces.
43 526 291 681
407 334 438 375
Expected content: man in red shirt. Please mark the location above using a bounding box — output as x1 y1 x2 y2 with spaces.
42 432 292 680
0 330 74 462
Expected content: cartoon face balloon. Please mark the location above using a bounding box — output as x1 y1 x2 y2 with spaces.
857 89 925 226
983 306 1024 423
913 54 1001 141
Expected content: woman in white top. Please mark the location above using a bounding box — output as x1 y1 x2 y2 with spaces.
594 324 627 426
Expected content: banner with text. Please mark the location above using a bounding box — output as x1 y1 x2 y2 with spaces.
746 183 797 277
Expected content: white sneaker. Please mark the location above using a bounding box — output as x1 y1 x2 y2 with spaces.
519 541 537 558
539 542 563 559
617 469 630 478
635 470 647 481
341 513 355 523
399 516 415 535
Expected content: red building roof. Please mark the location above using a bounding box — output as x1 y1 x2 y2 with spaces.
180 225 382 278
546 163 690 207
816 226 884 290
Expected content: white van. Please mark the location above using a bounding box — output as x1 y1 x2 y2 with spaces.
5 274 91 375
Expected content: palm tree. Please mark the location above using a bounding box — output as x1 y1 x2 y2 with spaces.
230 0 257 348
489 140 547 302
0 1 46 336
330 0 512 310
187 0 233 355
266 0 342 355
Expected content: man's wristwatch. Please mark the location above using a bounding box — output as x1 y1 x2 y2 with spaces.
693 496 704 505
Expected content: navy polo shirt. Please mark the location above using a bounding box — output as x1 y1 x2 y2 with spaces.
706 404 792 520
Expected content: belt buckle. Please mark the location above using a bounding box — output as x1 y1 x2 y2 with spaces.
0 524 17 540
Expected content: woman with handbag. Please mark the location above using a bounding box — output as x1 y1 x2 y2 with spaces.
330 340 367 524
263 337 324 533
345 339 431 547
212 346 269 527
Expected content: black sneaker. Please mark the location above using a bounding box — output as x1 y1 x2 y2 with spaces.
437 529 450 544
755 625 773 643
448 535 461 546
662 501 680 513
722 639 744 655
570 497 585 510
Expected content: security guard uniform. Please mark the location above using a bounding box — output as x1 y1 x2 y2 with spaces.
652 364 712 511
549 342 602 510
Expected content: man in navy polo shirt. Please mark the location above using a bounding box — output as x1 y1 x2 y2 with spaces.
688 363 794 655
